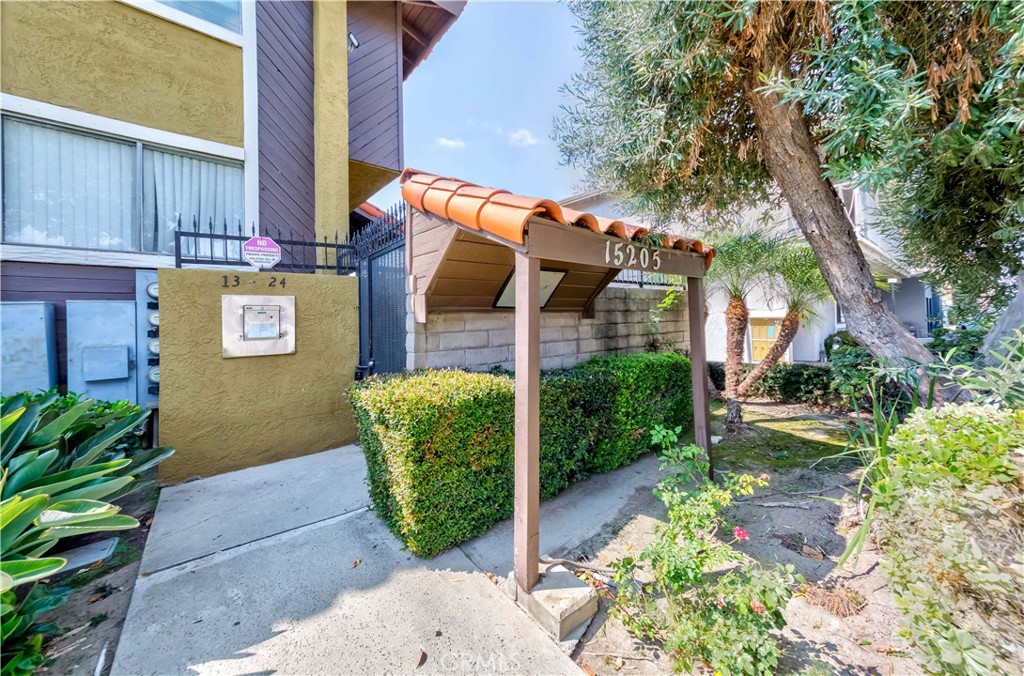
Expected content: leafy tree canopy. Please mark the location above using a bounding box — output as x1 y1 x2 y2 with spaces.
557 0 1023 321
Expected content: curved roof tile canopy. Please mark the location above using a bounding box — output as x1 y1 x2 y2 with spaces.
400 169 715 269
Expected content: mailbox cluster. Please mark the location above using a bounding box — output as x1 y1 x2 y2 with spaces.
0 270 161 408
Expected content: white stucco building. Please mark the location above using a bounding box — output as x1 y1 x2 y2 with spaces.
561 189 943 363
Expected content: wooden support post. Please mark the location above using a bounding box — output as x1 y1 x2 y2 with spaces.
514 251 540 592
687 276 713 480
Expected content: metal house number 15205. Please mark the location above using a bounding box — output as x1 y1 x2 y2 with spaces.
604 240 662 270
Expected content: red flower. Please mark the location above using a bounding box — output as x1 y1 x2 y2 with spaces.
750 599 766 614
717 595 726 608
733 527 749 541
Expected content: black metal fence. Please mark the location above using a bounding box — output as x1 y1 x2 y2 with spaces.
350 204 405 256
173 216 357 274
613 268 677 288
355 204 407 376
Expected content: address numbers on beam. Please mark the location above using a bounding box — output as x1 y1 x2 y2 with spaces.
604 240 662 271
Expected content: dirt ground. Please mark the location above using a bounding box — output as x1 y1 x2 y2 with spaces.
571 401 922 676
35 478 159 676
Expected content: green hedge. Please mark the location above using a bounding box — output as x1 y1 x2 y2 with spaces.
349 352 693 557
709 361 835 406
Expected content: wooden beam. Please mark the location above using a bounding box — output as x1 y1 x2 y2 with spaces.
514 251 540 592
527 219 706 278
582 268 620 319
687 277 713 480
402 21 429 47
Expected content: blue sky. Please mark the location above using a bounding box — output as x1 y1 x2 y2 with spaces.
370 1 585 209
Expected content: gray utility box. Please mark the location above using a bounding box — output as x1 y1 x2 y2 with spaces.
66 300 137 403
1 302 58 395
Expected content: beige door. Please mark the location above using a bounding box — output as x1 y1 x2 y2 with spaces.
749 318 786 363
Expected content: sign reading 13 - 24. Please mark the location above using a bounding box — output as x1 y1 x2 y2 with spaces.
604 240 662 271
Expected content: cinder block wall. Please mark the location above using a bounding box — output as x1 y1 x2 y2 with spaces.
407 285 689 371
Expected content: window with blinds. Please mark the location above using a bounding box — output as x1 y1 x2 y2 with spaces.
1 117 243 254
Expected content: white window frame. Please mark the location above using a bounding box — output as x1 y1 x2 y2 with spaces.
118 0 243 46
2 96 243 161
1 100 249 266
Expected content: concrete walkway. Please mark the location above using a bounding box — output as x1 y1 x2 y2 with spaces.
112 446 667 675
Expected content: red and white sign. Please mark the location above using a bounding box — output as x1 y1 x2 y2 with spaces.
242 236 281 269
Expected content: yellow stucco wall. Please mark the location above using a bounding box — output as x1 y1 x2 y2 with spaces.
314 0 350 241
1 1 243 146
157 269 359 483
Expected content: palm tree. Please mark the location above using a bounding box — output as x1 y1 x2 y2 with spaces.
705 231 782 408
737 245 831 397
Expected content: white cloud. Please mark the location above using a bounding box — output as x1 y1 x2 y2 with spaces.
506 128 539 147
435 136 466 149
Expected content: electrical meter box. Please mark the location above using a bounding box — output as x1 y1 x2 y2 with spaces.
66 300 137 403
1 302 58 395
222 295 295 358
135 270 160 409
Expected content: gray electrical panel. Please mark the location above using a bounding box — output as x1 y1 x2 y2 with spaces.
0 302 58 395
66 301 137 403
135 270 160 408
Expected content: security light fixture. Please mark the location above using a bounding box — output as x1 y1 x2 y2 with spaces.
494 269 566 309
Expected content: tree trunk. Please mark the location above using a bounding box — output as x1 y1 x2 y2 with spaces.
742 75 936 373
737 310 801 398
724 296 749 399
982 272 1024 360
724 398 745 435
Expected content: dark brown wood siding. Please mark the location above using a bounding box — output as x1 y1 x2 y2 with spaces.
256 0 315 240
348 1 402 172
0 262 137 386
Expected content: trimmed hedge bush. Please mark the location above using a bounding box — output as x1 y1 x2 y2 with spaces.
349 352 693 557
709 361 835 406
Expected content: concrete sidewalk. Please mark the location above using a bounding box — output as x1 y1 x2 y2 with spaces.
112 446 666 675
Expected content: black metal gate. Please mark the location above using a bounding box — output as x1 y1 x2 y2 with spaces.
354 206 407 375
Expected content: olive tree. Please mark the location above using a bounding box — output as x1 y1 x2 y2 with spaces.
556 0 1023 378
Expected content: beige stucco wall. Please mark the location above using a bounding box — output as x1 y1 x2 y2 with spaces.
157 269 358 483
408 286 691 371
1 1 243 146
314 0 349 240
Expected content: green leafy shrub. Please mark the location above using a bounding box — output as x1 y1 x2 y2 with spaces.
927 326 987 365
573 352 693 472
709 361 835 406
611 426 800 675
875 405 1024 675
1 392 174 676
829 345 875 401
823 330 858 360
349 352 692 557
938 328 1024 408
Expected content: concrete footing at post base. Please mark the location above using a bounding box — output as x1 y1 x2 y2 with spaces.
501 564 599 642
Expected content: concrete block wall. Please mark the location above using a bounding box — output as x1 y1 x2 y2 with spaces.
407 285 689 371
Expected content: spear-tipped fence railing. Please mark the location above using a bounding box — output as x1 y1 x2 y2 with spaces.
173 215 357 274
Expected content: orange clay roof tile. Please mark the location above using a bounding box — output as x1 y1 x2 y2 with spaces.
399 169 715 268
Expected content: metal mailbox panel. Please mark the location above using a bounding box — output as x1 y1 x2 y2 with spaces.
222 295 296 358
0 302 58 395
67 300 137 403
82 346 131 381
